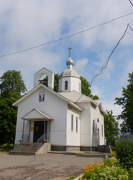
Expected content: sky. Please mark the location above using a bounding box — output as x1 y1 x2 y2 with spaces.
0 0 133 119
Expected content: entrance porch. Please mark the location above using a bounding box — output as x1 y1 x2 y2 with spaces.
21 108 53 144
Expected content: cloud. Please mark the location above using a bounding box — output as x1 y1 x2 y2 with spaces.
120 59 133 86
0 0 133 119
91 86 104 98
93 53 114 80
75 58 88 74
0 49 62 89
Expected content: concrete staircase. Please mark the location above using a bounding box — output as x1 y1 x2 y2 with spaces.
11 143 51 155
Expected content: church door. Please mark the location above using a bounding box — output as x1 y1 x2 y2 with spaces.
33 121 44 143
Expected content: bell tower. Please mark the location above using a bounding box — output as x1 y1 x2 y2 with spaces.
34 67 54 89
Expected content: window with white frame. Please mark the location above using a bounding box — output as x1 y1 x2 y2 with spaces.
71 114 73 131
65 80 68 90
76 117 78 132
39 91 45 102
93 120 95 134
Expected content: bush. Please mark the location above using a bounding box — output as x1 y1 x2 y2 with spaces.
104 157 119 167
82 165 128 180
80 158 129 180
129 168 133 180
116 141 133 169
0 143 13 150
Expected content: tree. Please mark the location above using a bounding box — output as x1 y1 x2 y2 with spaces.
115 72 133 133
80 76 91 96
80 76 99 100
0 70 27 144
0 70 26 97
0 95 17 144
104 111 119 146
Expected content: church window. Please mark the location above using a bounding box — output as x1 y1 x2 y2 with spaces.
71 114 73 131
97 118 99 122
93 120 95 134
65 81 68 90
39 91 45 102
76 117 78 132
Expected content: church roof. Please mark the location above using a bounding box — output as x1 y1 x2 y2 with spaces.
58 91 97 106
13 84 82 112
61 69 80 79
59 91 105 113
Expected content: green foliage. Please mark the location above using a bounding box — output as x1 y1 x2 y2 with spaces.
83 165 128 180
0 143 13 150
54 74 60 92
80 76 91 97
0 70 26 144
0 95 18 144
115 72 133 133
129 168 133 180
104 111 119 146
80 76 99 100
0 70 26 97
104 157 119 167
116 141 133 169
82 158 128 180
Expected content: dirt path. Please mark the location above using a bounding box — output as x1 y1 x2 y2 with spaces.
0 153 104 180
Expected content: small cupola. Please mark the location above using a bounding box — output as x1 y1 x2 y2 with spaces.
59 48 81 93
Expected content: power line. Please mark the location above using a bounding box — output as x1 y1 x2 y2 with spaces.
129 0 133 7
0 11 133 58
90 24 130 87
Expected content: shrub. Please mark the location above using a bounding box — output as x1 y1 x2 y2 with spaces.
111 151 116 157
81 158 129 180
104 157 119 167
116 141 133 169
0 143 13 150
129 168 133 180
82 165 128 180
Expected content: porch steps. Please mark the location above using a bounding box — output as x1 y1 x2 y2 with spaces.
11 143 42 155
48 151 107 158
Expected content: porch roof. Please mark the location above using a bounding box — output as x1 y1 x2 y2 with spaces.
22 108 53 121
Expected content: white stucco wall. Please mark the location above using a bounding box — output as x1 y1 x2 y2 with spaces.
90 104 105 147
77 103 92 147
15 87 67 146
66 107 80 146
59 77 81 93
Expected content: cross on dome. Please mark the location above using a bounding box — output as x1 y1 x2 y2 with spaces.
66 48 74 69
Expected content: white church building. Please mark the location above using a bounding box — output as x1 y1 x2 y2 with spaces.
13 52 105 151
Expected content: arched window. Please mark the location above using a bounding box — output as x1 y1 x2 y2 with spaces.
39 91 45 102
71 114 74 131
65 81 68 90
76 117 78 132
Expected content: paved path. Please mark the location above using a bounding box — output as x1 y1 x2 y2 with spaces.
0 153 104 180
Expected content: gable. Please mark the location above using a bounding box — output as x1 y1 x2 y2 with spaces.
23 108 53 120
13 84 82 112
